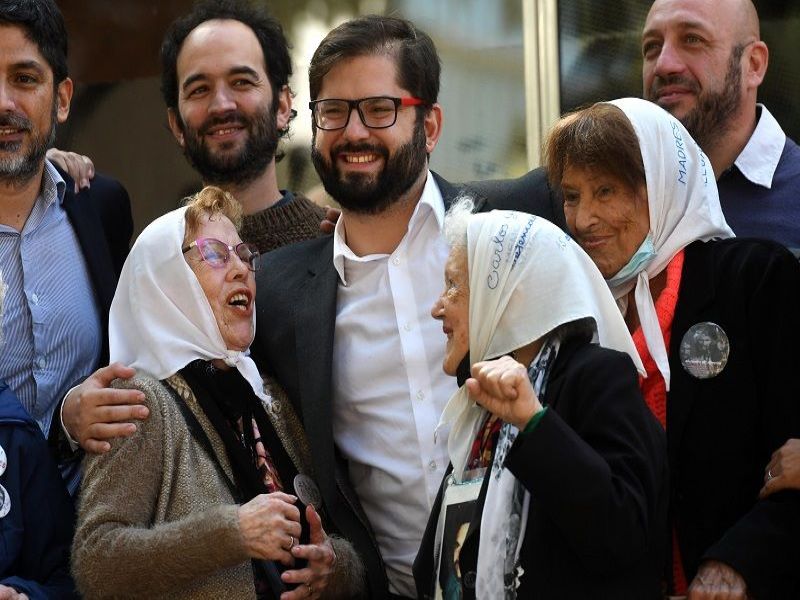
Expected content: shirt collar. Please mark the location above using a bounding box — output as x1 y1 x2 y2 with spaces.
332 170 445 285
733 104 786 189
43 159 67 207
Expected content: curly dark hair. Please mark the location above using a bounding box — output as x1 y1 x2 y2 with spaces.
160 0 292 114
0 0 68 83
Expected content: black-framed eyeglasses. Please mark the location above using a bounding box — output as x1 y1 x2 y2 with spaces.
309 96 426 130
182 238 260 272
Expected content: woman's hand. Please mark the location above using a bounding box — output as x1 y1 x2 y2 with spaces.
280 505 336 599
46 148 94 193
238 492 301 565
0 585 29 600
760 438 800 498
466 355 543 430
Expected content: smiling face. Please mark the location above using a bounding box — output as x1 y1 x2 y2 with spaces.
184 212 256 351
561 165 650 279
0 24 71 185
167 19 291 187
310 53 440 214
641 0 752 149
431 247 470 376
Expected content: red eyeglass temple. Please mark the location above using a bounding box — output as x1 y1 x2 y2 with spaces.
401 97 425 106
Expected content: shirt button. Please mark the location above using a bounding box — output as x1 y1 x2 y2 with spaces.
428 460 438 472
31 293 39 304
403 323 411 332
37 357 46 369
416 390 425 400
392 256 400 266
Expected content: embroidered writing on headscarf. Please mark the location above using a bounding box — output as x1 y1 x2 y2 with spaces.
604 98 734 390
434 210 642 599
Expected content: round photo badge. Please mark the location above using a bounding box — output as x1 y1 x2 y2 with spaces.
0 483 9 518
679 321 730 379
0 443 6 476
293 474 322 509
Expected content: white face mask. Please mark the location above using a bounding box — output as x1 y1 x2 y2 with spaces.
605 234 656 287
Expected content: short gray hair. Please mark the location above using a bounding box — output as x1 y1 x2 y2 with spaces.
442 194 476 248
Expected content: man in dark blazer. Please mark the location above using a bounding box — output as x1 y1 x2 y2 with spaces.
0 0 133 494
250 16 555 599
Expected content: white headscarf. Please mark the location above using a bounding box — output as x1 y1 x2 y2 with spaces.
605 98 734 389
439 210 643 482
109 206 269 404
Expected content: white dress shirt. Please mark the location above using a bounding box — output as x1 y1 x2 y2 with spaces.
734 103 786 188
331 172 456 597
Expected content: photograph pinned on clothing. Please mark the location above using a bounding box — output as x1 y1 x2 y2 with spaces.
679 321 730 379
436 477 482 600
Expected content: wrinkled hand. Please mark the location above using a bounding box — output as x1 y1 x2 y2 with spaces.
0 584 29 599
46 148 94 193
239 492 301 566
281 504 335 600
688 560 748 600
465 356 543 430
319 206 341 234
760 438 800 498
62 363 144 453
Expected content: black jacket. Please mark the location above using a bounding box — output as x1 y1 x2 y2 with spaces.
413 335 668 599
668 239 800 598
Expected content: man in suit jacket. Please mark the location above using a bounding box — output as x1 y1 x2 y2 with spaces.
0 0 133 494
251 16 551 599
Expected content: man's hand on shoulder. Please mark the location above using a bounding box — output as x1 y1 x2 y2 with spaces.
46 148 94 193
320 205 341 234
62 363 147 454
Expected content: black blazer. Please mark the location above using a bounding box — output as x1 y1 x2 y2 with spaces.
251 171 547 598
413 335 668 600
58 167 132 366
667 239 800 598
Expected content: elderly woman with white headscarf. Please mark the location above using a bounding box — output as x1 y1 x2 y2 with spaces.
71 187 363 600
545 97 800 599
413 207 667 599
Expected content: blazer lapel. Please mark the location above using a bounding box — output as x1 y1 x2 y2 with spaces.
667 242 716 469
293 238 339 502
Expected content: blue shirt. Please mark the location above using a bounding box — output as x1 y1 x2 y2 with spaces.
0 160 101 437
718 105 800 252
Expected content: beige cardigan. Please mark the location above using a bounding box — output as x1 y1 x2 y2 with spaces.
72 373 363 599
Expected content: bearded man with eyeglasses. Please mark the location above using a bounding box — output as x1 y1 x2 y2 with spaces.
250 15 552 600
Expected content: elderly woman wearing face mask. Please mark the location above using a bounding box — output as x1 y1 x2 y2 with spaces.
71 187 363 600
545 97 800 600
413 205 667 599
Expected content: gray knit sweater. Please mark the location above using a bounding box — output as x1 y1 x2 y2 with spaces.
72 373 364 599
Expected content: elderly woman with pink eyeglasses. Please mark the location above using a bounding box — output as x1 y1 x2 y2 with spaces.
72 187 363 600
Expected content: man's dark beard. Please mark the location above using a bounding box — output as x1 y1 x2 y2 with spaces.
310 119 427 215
0 103 57 186
648 44 745 152
181 103 278 188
